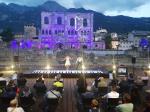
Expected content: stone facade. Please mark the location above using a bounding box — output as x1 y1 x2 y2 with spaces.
40 12 93 49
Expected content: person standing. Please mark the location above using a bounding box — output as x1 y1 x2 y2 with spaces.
76 56 84 69
64 56 72 70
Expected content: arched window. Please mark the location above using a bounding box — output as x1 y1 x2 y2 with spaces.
42 30 44 34
84 31 86 35
70 18 75 26
71 30 74 35
44 17 49 24
83 18 88 27
55 30 58 34
68 31 70 35
49 30 51 35
57 17 62 25
46 30 48 35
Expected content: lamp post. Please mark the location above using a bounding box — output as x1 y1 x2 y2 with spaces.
16 40 21 73
116 44 120 77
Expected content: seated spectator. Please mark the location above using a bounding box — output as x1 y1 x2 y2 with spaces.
92 76 100 88
82 86 95 99
3 86 16 98
76 75 87 94
89 99 100 112
17 77 27 87
19 86 32 97
45 86 62 99
98 77 107 88
33 80 47 96
102 86 119 99
54 74 63 82
3 80 17 98
141 72 149 86
116 93 133 112
135 76 143 84
6 80 17 91
53 80 64 88
128 73 134 84
36 75 44 83
144 94 150 112
7 98 24 112
109 78 119 87
118 77 129 95
53 80 64 94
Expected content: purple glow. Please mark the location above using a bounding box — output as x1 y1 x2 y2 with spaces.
40 12 94 49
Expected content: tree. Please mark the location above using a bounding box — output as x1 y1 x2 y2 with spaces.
105 34 112 49
0 28 14 44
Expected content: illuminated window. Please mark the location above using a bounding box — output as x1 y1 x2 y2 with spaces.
49 30 51 35
83 18 88 27
45 30 48 35
71 30 74 35
42 30 44 34
44 17 49 24
68 30 70 35
55 30 57 34
70 18 75 26
57 17 62 25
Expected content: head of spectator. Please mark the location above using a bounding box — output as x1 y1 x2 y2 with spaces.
36 75 44 83
98 77 107 87
7 98 24 112
122 93 132 103
86 85 92 92
53 80 64 88
135 76 143 84
91 99 99 108
10 98 18 107
7 80 16 87
111 85 117 92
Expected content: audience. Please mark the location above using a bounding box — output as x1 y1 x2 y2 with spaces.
0 72 149 112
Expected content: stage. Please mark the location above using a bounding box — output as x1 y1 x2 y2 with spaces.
22 69 109 78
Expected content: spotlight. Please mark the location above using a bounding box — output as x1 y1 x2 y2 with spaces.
113 65 116 69
82 64 85 70
11 65 14 69
45 65 50 69
148 64 150 69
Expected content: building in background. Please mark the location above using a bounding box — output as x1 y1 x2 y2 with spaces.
94 28 107 41
118 41 133 50
14 33 24 39
24 25 37 39
40 12 93 49
128 30 150 48
111 33 119 49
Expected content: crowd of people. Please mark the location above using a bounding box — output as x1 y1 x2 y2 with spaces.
0 72 150 112
75 73 150 112
0 74 64 112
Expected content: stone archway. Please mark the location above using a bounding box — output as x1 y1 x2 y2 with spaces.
82 45 87 49
55 43 64 49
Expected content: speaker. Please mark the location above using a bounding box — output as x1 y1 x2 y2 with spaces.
132 57 136 64
14 56 19 62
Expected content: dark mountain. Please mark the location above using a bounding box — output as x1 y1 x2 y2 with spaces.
0 1 150 33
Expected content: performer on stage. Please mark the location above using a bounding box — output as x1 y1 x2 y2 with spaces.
76 56 84 69
64 56 72 70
